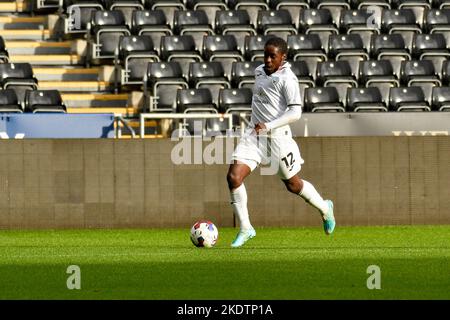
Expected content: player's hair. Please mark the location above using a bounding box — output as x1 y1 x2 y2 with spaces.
264 37 288 55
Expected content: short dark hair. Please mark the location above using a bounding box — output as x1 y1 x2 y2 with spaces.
265 37 288 55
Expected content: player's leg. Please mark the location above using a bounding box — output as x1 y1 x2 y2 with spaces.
227 161 253 231
227 161 257 247
283 175 335 235
276 137 335 234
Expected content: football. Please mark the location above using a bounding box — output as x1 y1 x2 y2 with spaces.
190 220 219 248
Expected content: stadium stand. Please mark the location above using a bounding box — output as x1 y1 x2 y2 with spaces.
1 0 450 138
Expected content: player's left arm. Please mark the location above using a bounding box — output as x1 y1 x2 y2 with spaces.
256 78 302 133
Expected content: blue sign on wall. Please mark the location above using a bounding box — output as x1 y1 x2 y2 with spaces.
0 114 115 138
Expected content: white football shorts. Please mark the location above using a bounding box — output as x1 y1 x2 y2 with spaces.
231 126 304 180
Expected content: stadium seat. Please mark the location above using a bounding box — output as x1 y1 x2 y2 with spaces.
24 90 67 113
441 60 450 85
304 87 345 112
131 10 172 55
173 10 214 52
288 60 315 98
370 34 411 78
215 10 257 52
287 34 327 79
0 89 23 113
114 35 159 91
346 87 387 112
298 9 339 52
358 60 399 104
268 0 309 29
218 87 252 127
316 60 357 102
176 88 217 113
388 86 430 111
218 87 252 113
61 0 104 35
227 0 270 27
185 0 228 26
202 35 244 80
431 86 450 111
86 10 131 65
160 35 203 77
423 9 450 41
400 60 441 87
339 9 380 51
0 63 38 103
176 88 218 136
145 0 186 28
143 61 189 112
315 0 351 30
381 9 421 52
0 36 9 63
411 34 450 79
230 61 261 88
256 9 297 37
188 61 230 106
328 34 369 77
244 35 276 61
104 0 145 28
394 0 431 29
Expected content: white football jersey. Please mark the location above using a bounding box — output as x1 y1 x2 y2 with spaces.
251 62 302 127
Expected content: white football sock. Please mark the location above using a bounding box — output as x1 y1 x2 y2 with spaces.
230 184 253 231
299 180 329 217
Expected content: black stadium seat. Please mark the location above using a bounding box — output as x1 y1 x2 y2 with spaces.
104 0 144 27
412 34 450 78
388 86 430 112
160 35 203 77
131 10 172 56
304 87 345 112
86 10 131 65
144 61 189 112
287 34 327 79
339 9 379 52
114 35 160 91
346 87 387 112
316 60 357 102
328 34 369 77
219 87 253 127
215 10 257 51
145 0 186 29
0 89 23 113
370 34 411 78
176 88 217 113
218 88 253 114
0 63 38 103
298 8 339 52
230 61 261 88
269 0 309 30
188 61 230 105
227 0 270 28
176 88 218 136
431 86 450 111
24 90 67 113
173 10 214 51
185 0 228 27
358 60 399 105
256 9 297 37
288 60 315 98
0 36 9 63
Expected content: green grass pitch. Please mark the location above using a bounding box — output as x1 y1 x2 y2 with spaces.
0 226 449 300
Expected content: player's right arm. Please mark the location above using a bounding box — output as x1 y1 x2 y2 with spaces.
264 78 302 131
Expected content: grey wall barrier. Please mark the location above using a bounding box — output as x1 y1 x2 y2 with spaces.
0 137 448 229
